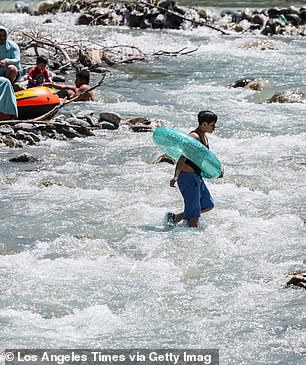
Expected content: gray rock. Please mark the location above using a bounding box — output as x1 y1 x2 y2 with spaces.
287 272 306 289
15 130 37 145
0 126 14 135
28 132 41 142
129 11 145 28
66 117 91 128
15 1 32 14
75 110 98 126
124 117 151 125
130 124 153 132
266 90 306 103
13 123 37 132
3 136 24 148
230 78 255 88
100 122 118 130
155 154 175 165
9 153 38 163
36 0 62 15
99 112 121 127
76 13 95 26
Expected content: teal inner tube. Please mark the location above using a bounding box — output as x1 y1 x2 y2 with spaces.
153 127 222 179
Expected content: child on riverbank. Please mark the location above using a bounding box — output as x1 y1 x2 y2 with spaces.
27 55 52 88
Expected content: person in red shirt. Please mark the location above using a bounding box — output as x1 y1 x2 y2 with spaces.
27 55 52 88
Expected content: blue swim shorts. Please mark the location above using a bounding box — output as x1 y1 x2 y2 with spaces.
177 172 214 220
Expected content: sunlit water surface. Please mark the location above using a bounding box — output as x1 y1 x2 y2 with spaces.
0 6 305 365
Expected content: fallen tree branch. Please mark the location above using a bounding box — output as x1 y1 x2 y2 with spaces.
153 47 198 56
22 32 72 64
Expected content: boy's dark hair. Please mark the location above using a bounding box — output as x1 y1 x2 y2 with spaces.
37 55 48 65
198 110 217 125
76 69 90 84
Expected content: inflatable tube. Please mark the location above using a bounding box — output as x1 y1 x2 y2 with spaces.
153 127 222 179
15 87 60 120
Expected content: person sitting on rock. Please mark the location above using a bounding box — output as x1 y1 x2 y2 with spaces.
27 55 52 88
43 69 94 101
0 76 18 120
0 26 22 84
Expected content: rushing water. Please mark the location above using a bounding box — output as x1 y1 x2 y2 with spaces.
0 2 305 365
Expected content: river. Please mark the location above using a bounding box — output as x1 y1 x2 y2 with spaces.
0 1 305 364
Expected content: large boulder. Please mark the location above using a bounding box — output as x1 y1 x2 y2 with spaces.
266 90 306 103
36 0 62 14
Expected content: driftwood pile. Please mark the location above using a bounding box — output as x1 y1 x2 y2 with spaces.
12 30 197 81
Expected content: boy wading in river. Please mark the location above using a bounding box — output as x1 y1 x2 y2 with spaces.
165 110 223 228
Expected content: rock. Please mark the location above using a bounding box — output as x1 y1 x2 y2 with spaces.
28 132 41 142
155 154 175 165
246 79 265 91
267 7 281 18
287 272 306 289
284 13 302 27
300 10 306 23
266 90 306 103
15 130 37 145
60 127 83 139
129 11 145 28
230 78 255 88
66 117 91 128
75 110 98 126
251 13 266 26
76 13 94 25
13 123 37 132
234 24 244 32
36 0 62 15
152 14 166 29
240 40 278 50
3 136 24 148
9 153 38 162
0 126 14 135
124 117 151 125
165 12 184 29
15 1 32 14
79 48 103 68
100 121 118 130
99 112 121 127
130 124 153 132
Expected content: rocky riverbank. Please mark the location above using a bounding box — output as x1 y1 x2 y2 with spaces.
0 111 159 149
14 0 306 36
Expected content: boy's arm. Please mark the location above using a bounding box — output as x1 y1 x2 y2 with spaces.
170 156 186 187
43 82 76 91
44 69 52 83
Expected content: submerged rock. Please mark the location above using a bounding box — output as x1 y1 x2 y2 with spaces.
287 272 306 289
230 78 255 88
155 154 176 165
9 153 38 162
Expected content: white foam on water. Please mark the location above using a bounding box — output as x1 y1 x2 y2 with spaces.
0 8 305 364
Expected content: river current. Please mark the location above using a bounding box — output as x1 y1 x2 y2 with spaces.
0 1 305 364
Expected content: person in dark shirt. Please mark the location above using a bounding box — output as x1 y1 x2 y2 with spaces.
165 110 223 228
